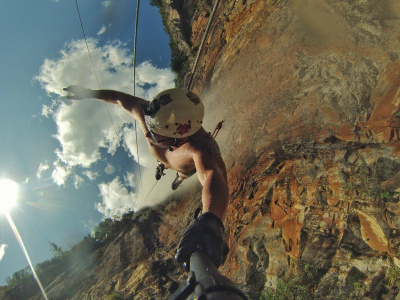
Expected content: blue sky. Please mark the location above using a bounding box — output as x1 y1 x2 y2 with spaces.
0 0 176 285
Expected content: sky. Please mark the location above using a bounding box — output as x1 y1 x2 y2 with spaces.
0 0 177 285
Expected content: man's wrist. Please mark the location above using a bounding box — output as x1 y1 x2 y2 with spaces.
87 88 96 98
197 212 224 229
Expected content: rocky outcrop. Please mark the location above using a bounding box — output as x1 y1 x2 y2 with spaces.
184 0 400 299
2 0 400 299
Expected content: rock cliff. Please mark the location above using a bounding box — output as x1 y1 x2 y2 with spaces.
2 0 400 299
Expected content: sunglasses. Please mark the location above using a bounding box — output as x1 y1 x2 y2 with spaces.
149 130 176 144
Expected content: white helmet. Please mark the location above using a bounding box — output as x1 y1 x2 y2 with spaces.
144 88 204 138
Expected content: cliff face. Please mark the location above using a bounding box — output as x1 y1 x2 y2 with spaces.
150 0 400 298
192 0 400 299
2 0 400 299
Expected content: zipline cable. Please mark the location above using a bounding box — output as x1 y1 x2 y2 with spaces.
74 0 119 139
187 0 220 90
133 0 144 194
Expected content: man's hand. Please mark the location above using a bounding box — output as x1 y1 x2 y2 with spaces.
63 85 93 100
176 212 229 268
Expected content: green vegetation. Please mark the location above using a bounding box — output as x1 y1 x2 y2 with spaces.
5 267 33 290
342 162 395 201
0 209 160 296
304 264 319 281
1 211 137 294
49 242 65 258
150 0 190 87
353 282 365 291
386 266 400 286
107 291 124 299
261 278 312 300
380 191 399 202
149 0 162 7
92 218 114 242
136 208 152 223
170 39 189 88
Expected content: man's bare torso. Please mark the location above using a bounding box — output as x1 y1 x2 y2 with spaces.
145 127 223 175
149 140 195 173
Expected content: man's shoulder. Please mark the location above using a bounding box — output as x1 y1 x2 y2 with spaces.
189 131 221 159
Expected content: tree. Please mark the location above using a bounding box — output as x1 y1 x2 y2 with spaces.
49 242 64 258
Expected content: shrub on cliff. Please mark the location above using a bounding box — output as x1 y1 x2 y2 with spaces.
261 279 312 300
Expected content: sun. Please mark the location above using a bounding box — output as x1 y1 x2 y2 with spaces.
0 179 19 214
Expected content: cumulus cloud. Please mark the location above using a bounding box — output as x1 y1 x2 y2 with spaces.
97 25 107 36
124 171 135 188
96 176 137 218
37 162 50 179
52 160 72 186
0 244 8 262
74 175 84 189
41 99 60 118
94 158 201 218
83 170 98 181
35 38 174 188
102 0 112 8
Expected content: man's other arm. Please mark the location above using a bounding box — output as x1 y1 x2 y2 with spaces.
63 85 149 121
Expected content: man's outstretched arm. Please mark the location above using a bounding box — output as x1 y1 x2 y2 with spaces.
63 85 149 121
176 142 229 268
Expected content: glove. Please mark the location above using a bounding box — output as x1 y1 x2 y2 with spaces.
176 212 229 268
63 85 93 100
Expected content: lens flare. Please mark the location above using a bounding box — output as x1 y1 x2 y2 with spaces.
5 213 49 300
0 179 49 299
0 179 18 214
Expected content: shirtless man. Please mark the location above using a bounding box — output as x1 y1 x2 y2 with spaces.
63 85 229 267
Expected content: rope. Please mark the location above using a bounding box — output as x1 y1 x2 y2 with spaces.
75 0 145 195
145 180 159 200
187 0 220 90
133 0 144 194
133 0 140 97
74 0 119 139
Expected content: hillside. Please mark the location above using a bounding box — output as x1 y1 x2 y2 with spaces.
2 0 400 299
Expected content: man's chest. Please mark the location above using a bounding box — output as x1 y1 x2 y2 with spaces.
149 142 195 173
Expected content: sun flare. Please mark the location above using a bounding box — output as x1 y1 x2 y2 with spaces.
0 179 19 214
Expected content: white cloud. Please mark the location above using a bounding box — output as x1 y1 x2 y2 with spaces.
121 126 152 166
96 176 137 218
102 0 112 8
35 38 174 187
124 172 135 188
83 170 99 181
37 162 50 179
74 175 84 189
52 100 119 167
0 244 8 262
52 160 72 186
97 25 107 36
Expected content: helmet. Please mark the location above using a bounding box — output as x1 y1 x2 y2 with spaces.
144 88 204 138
